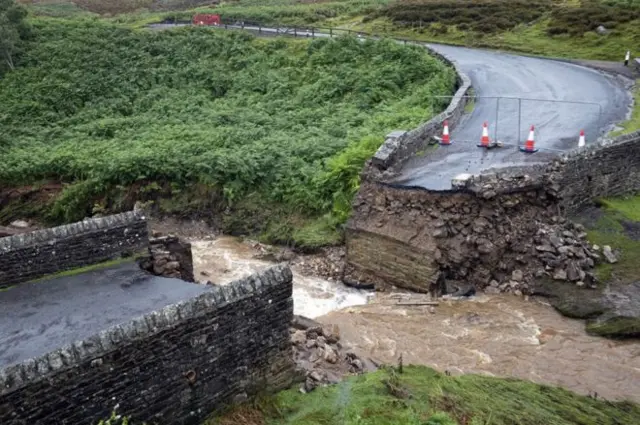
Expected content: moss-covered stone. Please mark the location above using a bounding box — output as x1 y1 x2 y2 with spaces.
587 316 640 339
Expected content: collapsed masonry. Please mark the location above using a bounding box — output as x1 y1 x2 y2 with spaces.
347 177 600 295
139 235 195 282
346 130 640 294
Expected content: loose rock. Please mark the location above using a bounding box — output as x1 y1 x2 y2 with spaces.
602 246 618 264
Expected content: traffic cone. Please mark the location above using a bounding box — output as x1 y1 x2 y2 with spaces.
477 121 490 148
578 129 586 147
520 125 538 153
440 120 451 145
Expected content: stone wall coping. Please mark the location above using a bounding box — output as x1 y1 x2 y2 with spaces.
414 130 640 197
560 129 640 160
0 211 145 253
0 264 293 397
371 46 473 169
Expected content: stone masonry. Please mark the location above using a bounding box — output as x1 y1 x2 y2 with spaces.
0 211 148 289
139 235 196 282
0 265 298 425
346 130 640 294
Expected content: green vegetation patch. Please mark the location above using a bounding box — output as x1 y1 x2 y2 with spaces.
548 0 640 36
586 315 640 338
209 366 640 425
0 18 455 247
611 81 640 136
376 0 553 33
0 256 137 292
579 196 640 283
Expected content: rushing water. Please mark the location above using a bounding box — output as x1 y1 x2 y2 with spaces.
189 236 640 402
319 294 640 402
190 236 370 318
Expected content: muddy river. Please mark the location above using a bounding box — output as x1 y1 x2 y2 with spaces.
189 235 640 403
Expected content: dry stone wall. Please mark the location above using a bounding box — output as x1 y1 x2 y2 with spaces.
0 265 297 425
367 46 472 180
555 130 640 214
0 212 148 289
139 235 195 282
347 179 599 294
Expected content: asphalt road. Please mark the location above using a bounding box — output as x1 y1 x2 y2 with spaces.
0 262 210 368
149 23 632 190
394 44 631 190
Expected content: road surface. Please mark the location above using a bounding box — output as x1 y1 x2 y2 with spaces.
0 262 211 368
394 44 631 190
149 23 632 190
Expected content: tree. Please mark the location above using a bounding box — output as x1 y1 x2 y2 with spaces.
0 0 29 75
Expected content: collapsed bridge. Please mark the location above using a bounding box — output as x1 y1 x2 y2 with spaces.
344 42 638 294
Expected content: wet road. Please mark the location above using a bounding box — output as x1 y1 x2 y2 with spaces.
393 44 631 190
0 262 210 368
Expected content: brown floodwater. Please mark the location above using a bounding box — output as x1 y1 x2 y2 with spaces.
319 293 640 402
190 236 370 318
188 235 640 403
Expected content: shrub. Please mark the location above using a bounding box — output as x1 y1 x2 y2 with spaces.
375 0 553 33
0 19 455 230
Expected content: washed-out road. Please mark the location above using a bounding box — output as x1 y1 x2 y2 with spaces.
149 23 632 190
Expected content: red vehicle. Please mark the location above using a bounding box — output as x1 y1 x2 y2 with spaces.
193 14 221 26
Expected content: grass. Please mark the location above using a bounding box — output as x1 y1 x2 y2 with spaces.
463 89 475 114
610 81 640 136
0 256 138 292
580 195 640 283
340 16 640 61
208 365 640 425
20 0 640 61
586 316 640 337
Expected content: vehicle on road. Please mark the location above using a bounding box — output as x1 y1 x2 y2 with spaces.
193 14 220 26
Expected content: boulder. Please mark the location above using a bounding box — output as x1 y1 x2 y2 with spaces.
9 220 30 228
586 282 640 338
565 262 581 282
291 330 307 346
323 345 339 364
553 269 567 281
511 269 524 282
602 245 618 264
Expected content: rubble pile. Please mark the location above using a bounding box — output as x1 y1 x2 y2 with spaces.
138 235 195 282
348 174 619 295
290 316 376 393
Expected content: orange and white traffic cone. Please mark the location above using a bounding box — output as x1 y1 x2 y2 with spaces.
477 121 490 148
578 129 586 148
440 120 451 145
520 125 538 153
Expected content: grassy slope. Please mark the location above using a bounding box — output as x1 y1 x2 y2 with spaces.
581 196 640 283
209 366 640 425
0 16 455 248
21 1 640 61
611 81 640 136
567 195 640 337
347 17 640 62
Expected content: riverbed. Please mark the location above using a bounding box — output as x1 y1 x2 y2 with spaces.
186 234 640 403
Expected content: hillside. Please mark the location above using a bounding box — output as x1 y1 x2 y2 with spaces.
0 18 456 247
